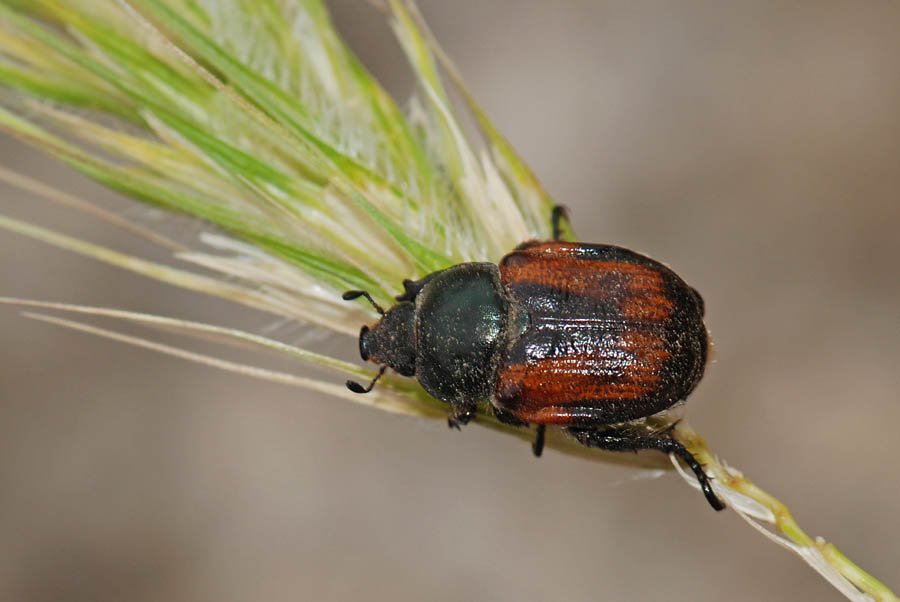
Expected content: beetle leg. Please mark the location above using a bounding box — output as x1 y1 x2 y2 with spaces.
567 427 726 511
492 409 545 457
532 424 546 457
395 273 438 302
447 402 476 430
551 205 569 241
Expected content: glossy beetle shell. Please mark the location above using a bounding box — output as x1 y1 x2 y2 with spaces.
494 241 708 425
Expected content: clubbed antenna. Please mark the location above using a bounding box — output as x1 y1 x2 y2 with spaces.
346 366 387 394
342 290 385 315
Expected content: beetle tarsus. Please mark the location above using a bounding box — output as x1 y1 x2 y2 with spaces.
668 442 726 512
567 427 726 511
532 424 546 457
342 290 385 315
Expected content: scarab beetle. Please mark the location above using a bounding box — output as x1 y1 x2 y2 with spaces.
343 207 724 511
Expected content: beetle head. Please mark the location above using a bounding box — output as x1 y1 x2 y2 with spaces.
359 301 417 377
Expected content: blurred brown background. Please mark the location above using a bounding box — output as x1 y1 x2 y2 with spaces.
1 1 898 600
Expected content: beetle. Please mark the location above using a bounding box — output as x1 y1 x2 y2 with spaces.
342 207 724 511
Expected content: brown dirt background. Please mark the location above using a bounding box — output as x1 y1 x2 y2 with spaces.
1 1 898 600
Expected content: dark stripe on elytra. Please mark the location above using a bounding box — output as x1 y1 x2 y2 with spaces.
504 279 624 318
501 261 668 302
505 276 676 327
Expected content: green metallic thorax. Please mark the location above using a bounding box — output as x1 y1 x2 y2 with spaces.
415 263 510 404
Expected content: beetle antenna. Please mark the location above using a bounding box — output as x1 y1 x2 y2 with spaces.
342 290 385 315
346 365 387 394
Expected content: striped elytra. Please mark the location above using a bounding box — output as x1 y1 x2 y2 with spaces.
494 241 708 426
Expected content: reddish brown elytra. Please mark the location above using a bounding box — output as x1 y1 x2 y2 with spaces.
342 207 724 511
495 240 708 427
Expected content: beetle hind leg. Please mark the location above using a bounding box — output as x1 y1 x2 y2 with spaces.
567 426 725 511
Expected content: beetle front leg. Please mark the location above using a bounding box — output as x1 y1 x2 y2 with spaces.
447 401 476 430
567 426 725 511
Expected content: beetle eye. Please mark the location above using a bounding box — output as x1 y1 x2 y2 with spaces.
359 325 371 361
